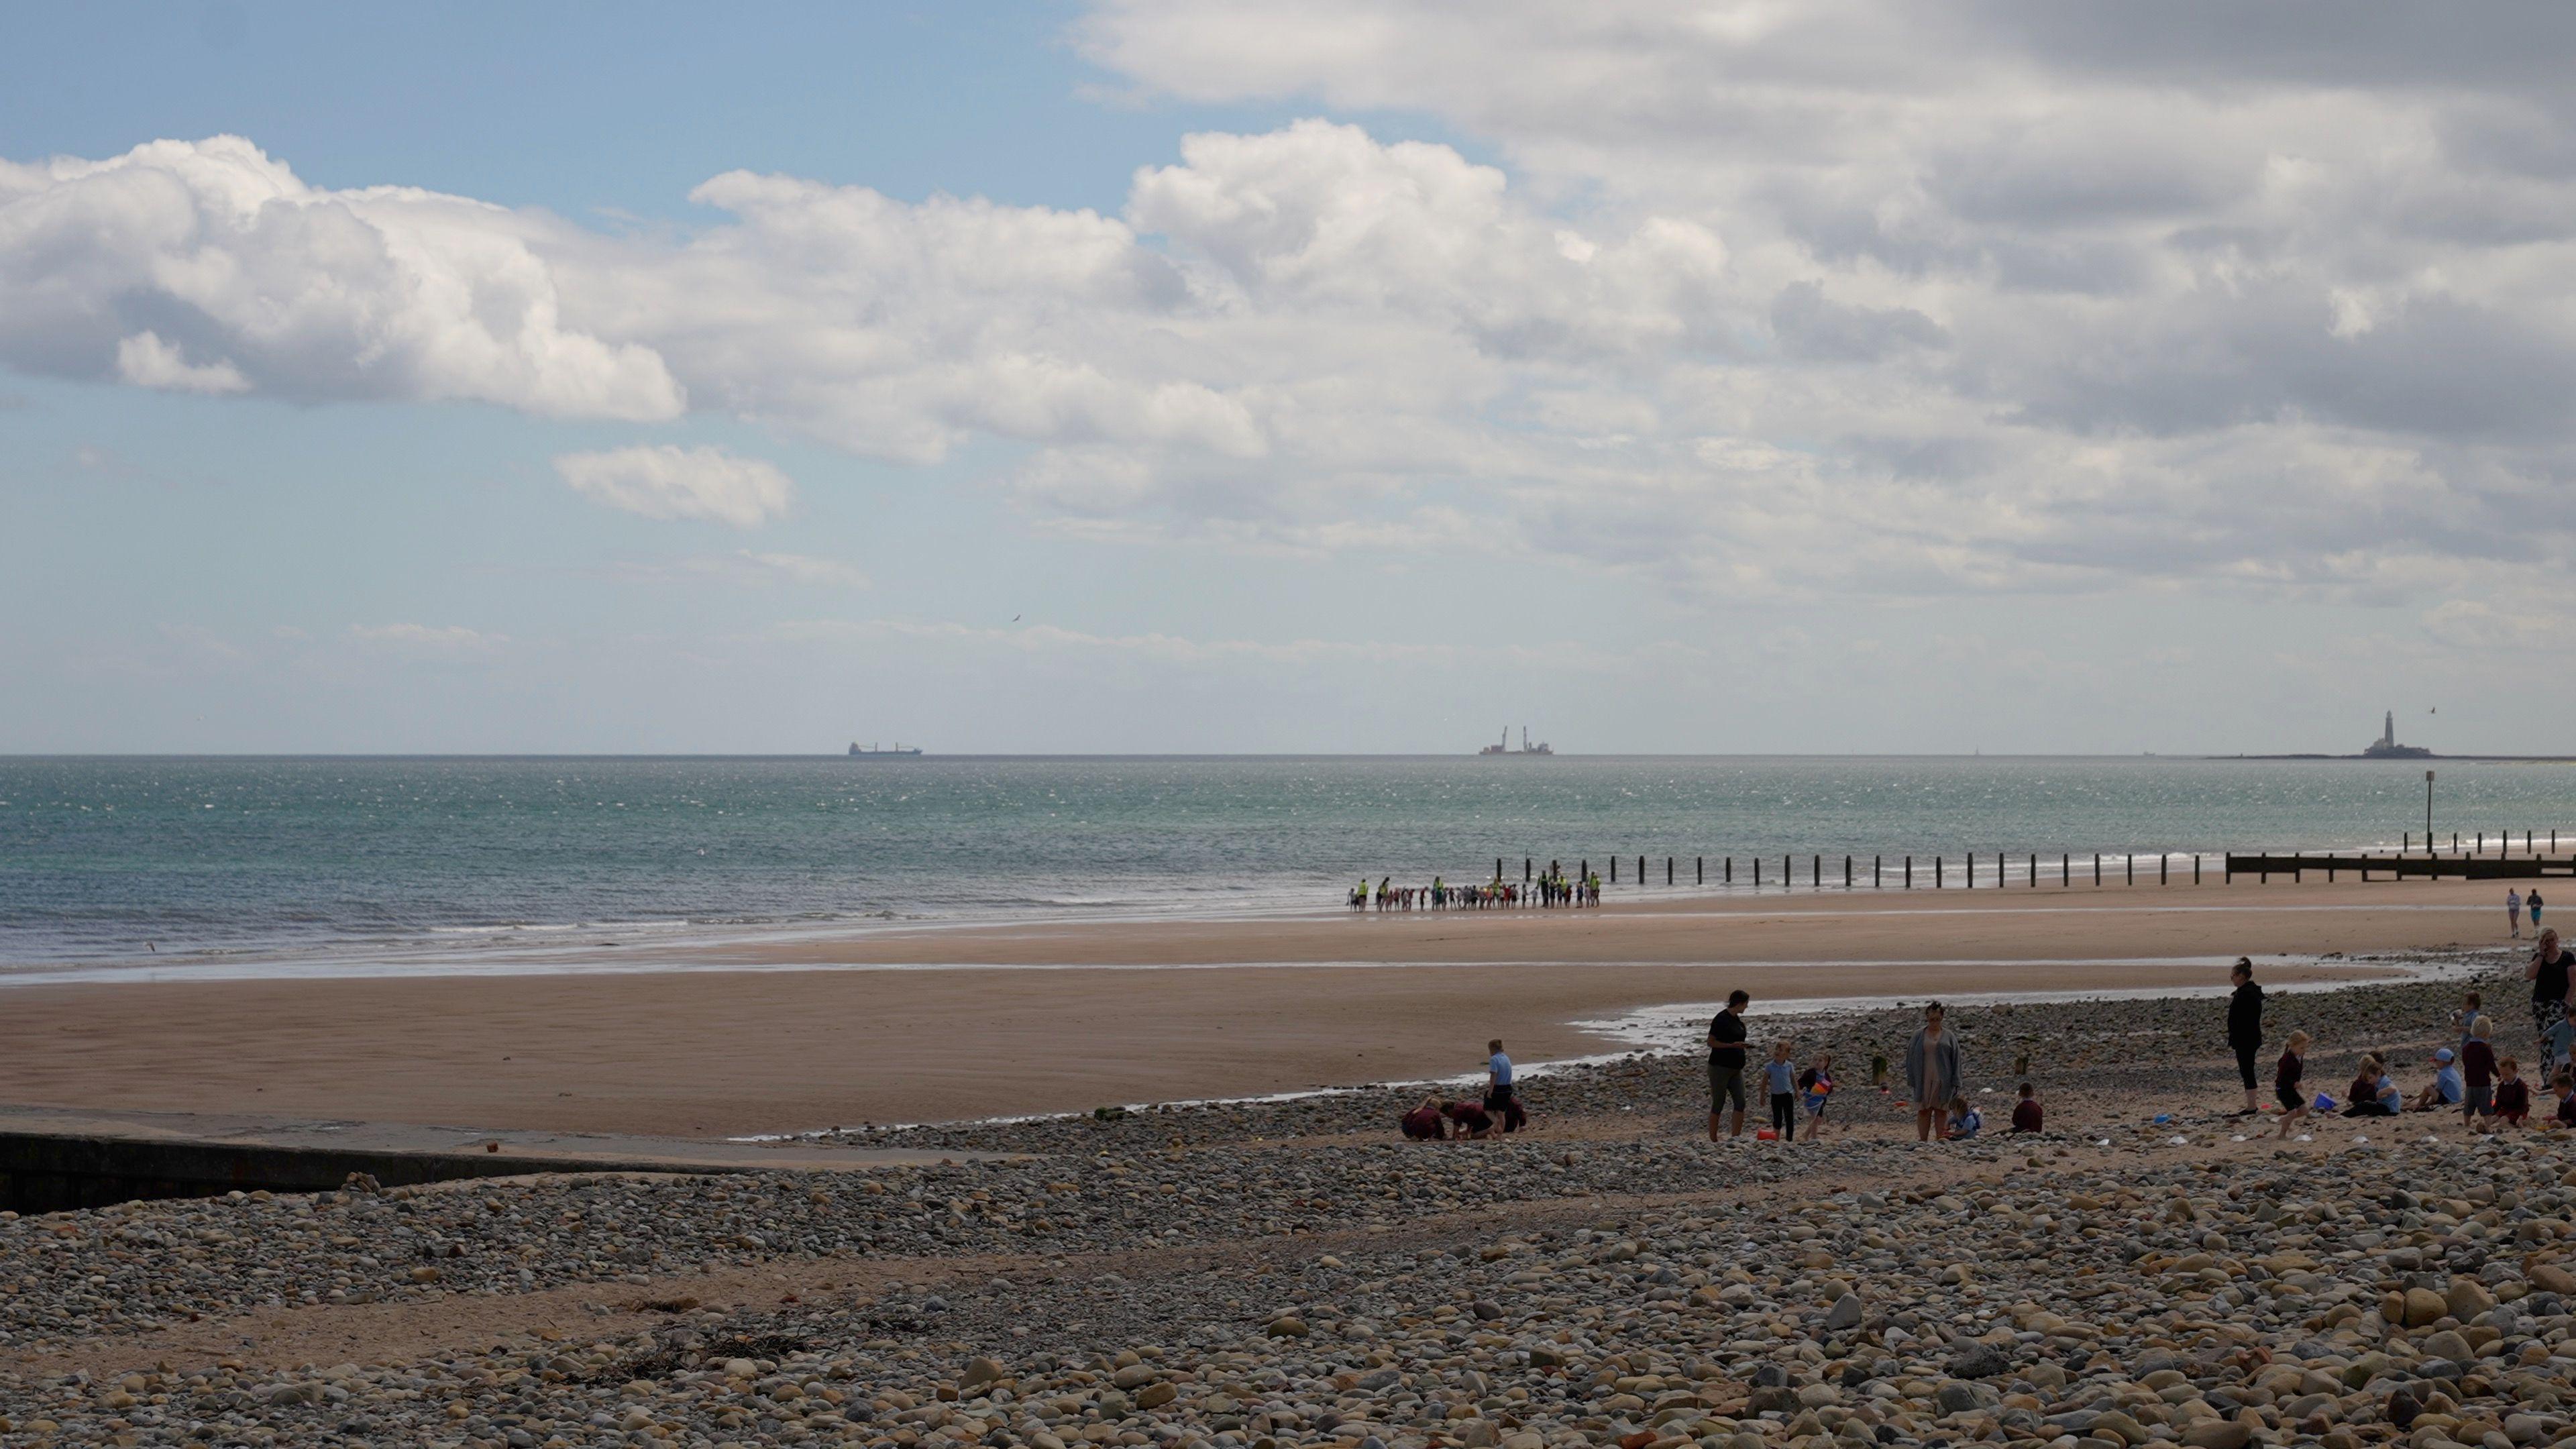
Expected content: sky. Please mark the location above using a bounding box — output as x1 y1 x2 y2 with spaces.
3 1 2572 755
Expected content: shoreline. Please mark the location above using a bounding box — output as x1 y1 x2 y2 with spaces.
0 877 2522 1139
4 833 2543 976
0 874 2519 985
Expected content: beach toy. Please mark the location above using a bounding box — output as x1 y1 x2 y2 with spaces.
1755 1128 1778 1141
2153 1114 2171 1125
2313 1092 2336 1111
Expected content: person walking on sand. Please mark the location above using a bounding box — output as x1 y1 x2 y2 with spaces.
1903 1002 1965 1142
2227 957 2264 1117
2532 890 2547 932
1707 989 1750 1141
2527 928 2573 1057
2511 889 2525 941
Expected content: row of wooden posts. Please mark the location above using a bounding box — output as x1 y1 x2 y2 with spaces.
1501 825 2570 890
1518 853 2195 888
2401 830 2564 853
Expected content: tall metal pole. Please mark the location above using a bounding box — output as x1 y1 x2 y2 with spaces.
2426 769 2436 847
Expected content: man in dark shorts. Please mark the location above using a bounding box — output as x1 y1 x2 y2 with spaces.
1708 989 1750 1140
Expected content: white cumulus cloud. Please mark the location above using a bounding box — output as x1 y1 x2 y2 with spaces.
0 136 682 419
13 5 2576 615
115 331 248 394
554 445 796 527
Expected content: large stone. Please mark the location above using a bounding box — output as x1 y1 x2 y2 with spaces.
2529 1264 2576 1297
961 1358 1006 1389
2182 1421 2252 1449
2090 1410 2151 1445
1948 1344 2012 1381
2422 1331 2475 1364
1826 1294 1864 1331
2447 1281 2499 1320
2404 1288 2451 1328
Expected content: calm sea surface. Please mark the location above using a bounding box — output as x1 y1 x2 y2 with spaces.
5 755 2573 969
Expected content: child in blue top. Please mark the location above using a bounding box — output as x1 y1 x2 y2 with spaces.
2546 1002 2576 1079
1764 1040 1799 1141
1946 1094 1982 1139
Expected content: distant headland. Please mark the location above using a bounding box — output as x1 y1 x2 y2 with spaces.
2220 710 2576 762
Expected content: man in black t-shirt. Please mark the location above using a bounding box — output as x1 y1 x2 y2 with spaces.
1708 988 1750 1140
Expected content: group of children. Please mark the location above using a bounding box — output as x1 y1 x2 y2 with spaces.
2267 986 2576 1137
1401 1038 1532 1140
1748 1036 2044 1143
1349 869 1602 912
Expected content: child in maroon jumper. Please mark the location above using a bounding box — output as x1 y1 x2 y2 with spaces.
2008 1082 2043 1133
2491 1057 2531 1127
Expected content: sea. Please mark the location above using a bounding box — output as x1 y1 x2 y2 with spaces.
5 754 2573 974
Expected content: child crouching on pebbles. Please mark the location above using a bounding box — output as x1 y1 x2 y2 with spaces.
1945 1094 1982 1139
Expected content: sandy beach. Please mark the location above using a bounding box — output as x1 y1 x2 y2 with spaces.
0 877 2515 1136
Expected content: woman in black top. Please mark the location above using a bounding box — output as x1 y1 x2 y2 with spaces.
2227 957 2263 1116
2528 928 2572 1053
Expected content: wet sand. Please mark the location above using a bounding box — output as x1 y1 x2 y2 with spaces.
0 877 2518 1136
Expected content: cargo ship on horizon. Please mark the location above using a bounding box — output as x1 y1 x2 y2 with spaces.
847 741 924 757
1478 727 1553 756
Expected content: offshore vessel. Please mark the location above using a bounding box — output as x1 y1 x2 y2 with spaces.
1477 726 1554 756
847 741 924 757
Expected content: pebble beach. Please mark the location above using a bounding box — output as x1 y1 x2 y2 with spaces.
7 947 2573 1449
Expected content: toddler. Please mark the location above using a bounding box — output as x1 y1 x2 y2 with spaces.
1764 1040 1799 1142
